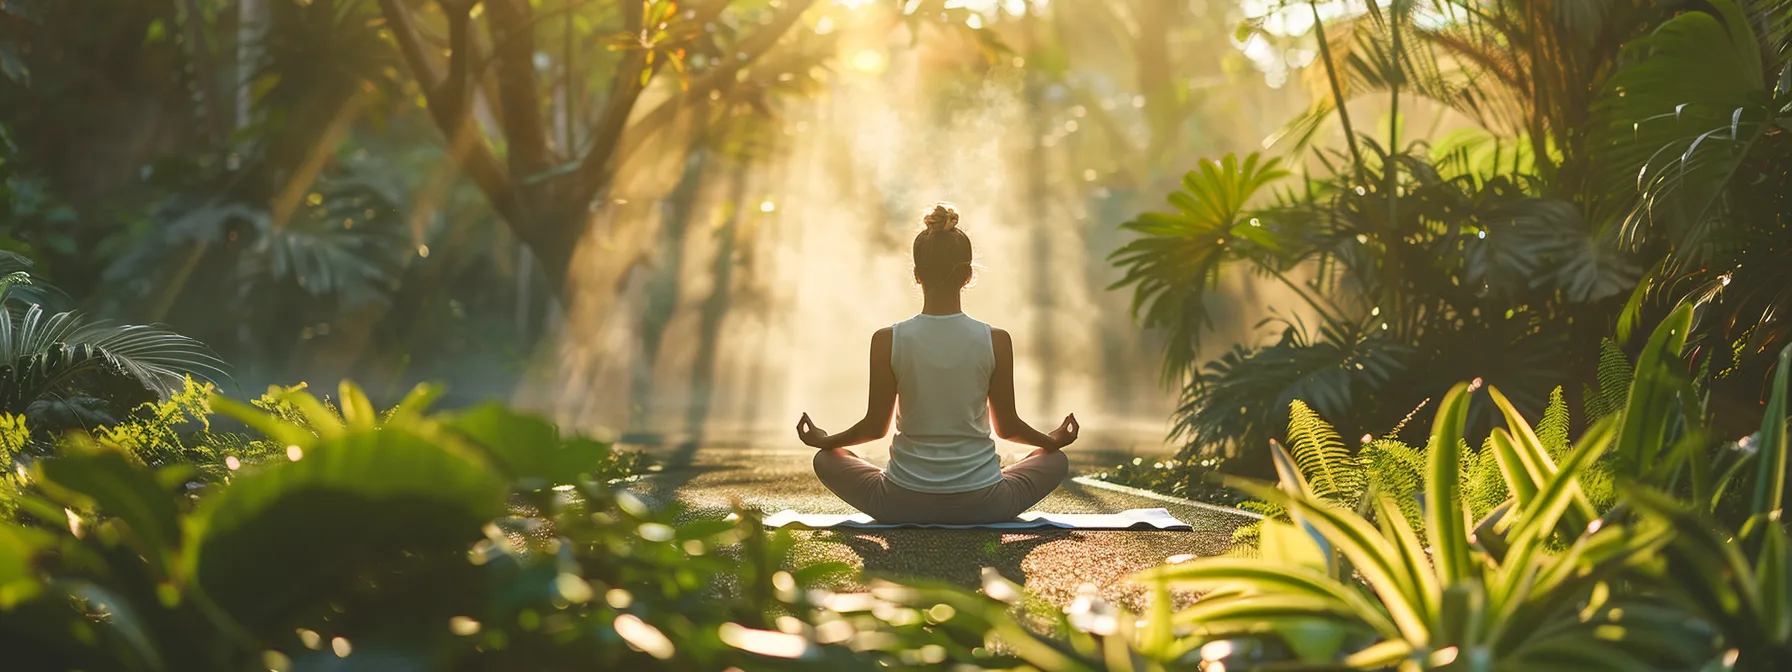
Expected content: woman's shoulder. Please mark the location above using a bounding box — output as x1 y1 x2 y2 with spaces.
987 326 1010 346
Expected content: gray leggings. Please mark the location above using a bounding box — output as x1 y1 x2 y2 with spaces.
811 448 1069 524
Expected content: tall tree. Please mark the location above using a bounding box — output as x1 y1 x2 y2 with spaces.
375 0 817 292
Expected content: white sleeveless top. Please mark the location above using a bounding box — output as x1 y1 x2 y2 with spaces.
885 313 1003 494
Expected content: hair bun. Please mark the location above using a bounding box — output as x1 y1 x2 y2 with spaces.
923 204 960 232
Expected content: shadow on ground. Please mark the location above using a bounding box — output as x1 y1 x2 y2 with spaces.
816 529 1072 587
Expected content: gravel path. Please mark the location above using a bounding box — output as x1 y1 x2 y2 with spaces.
629 437 1255 614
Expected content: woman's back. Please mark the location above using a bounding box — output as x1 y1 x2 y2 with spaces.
885 312 1002 493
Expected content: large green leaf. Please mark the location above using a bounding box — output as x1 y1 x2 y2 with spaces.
1487 386 1598 527
1134 558 1401 639
184 427 507 628
1587 0 1782 266
445 404 618 488
35 442 184 580
0 524 48 609
1232 476 1430 644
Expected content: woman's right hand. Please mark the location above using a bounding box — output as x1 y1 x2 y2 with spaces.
796 413 829 448
1047 414 1079 449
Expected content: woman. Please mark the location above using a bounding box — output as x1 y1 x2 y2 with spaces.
795 203 1079 524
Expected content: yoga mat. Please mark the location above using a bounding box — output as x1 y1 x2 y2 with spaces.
761 507 1192 531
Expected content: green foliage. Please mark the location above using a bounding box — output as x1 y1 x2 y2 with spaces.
3 382 964 670
1537 386 1571 456
0 299 225 436
90 378 272 482
1583 339 1634 422
1457 437 1509 522
1109 152 1292 380
1587 0 1792 414
1142 383 1712 670
1286 400 1364 503
0 412 25 520
1120 136 1620 476
1624 341 1792 670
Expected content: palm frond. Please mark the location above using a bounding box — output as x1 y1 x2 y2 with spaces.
0 304 226 397
1110 153 1294 380
1587 0 1783 251
1171 321 1415 475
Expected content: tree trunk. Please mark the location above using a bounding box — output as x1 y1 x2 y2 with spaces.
373 0 817 307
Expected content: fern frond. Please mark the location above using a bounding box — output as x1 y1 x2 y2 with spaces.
1364 439 1424 498
1581 382 1607 422
1591 339 1634 421
1286 400 1365 504
1229 500 1287 547
1460 437 1511 521
1579 460 1618 512
1363 438 1425 526
1537 386 1571 459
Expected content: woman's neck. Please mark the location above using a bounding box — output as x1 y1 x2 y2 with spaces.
920 289 962 316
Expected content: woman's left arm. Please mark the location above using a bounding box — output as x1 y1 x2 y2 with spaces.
796 328 896 450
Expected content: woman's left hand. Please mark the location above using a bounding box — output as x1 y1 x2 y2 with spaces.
1047 413 1079 449
796 413 830 448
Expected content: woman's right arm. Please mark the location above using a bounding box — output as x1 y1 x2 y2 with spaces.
987 328 1078 450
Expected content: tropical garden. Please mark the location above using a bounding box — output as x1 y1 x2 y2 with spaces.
0 0 1789 670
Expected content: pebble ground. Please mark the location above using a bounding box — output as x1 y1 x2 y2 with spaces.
629 435 1254 614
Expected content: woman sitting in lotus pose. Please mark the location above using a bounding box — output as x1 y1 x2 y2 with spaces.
795 203 1079 524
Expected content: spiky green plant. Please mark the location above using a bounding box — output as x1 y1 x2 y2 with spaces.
1139 382 1713 670
1624 341 1792 670
1234 399 1506 545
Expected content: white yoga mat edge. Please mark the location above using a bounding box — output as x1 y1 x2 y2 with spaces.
761 507 1193 531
